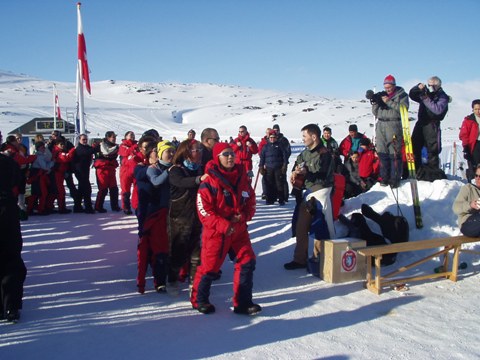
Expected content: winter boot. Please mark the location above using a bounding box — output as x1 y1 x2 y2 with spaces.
153 253 169 292
73 195 84 213
109 186 121 212
84 195 95 214
95 188 108 213
122 191 132 214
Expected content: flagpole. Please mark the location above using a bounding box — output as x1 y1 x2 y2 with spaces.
76 2 90 142
53 83 57 131
76 61 85 137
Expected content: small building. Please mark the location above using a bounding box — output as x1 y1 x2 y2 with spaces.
8 117 77 152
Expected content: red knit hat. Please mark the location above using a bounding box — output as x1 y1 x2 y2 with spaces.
212 142 232 164
383 74 396 85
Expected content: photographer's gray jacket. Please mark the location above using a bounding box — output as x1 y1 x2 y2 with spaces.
373 86 409 121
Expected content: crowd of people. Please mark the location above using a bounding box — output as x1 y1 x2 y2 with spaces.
2 73 480 322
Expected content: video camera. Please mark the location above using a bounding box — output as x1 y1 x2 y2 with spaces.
365 89 388 108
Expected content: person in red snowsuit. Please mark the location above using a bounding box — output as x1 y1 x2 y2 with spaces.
52 138 76 213
118 131 137 214
128 136 153 214
191 142 261 315
28 141 55 215
231 125 258 179
136 140 174 294
459 99 480 181
94 131 120 213
357 138 379 191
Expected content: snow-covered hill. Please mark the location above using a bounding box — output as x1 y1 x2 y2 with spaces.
1 70 480 359
1 70 476 144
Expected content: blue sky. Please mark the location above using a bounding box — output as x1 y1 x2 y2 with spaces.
1 0 478 97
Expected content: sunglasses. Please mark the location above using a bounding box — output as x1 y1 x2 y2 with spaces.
218 151 235 157
475 174 480 178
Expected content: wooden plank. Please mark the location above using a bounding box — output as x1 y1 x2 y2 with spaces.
357 236 479 256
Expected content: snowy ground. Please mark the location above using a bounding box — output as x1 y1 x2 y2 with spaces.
1 71 480 359
1 174 479 360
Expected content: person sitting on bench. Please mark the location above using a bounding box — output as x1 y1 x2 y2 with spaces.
453 164 480 237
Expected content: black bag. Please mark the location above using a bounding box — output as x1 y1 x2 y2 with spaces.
338 213 397 266
416 165 447 182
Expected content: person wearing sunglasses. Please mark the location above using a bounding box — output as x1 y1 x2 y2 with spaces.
191 142 260 315
200 127 220 169
453 164 480 237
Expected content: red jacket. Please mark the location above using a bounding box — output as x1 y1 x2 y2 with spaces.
338 133 368 158
129 152 148 210
459 114 479 154
118 139 138 167
258 136 268 156
231 132 258 172
3 143 36 166
197 162 255 235
358 148 379 178
52 146 76 173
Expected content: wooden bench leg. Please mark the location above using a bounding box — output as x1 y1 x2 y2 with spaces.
374 255 382 295
365 255 372 288
450 245 460 282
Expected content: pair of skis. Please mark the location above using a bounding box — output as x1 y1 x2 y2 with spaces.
400 104 423 229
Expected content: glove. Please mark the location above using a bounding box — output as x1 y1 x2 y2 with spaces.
463 149 472 161
281 164 287 174
259 167 266 176
247 170 254 178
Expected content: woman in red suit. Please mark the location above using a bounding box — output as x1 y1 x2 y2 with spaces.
191 142 261 315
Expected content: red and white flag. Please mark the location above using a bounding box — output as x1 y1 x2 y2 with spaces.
77 2 91 94
75 2 90 140
55 88 62 120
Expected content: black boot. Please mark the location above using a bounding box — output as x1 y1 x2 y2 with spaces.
95 189 108 212
109 187 121 212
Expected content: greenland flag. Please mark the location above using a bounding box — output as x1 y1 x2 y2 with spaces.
77 2 91 94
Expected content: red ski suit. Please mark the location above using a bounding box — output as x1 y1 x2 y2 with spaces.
127 152 147 211
52 145 76 210
358 148 379 179
231 132 258 173
191 161 256 308
118 139 138 210
459 114 479 154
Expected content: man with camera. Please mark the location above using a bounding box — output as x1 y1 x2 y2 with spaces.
369 75 409 188
409 76 449 173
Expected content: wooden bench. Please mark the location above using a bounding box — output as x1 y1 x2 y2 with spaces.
357 235 479 294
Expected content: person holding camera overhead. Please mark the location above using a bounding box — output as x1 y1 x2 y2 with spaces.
369 75 409 188
409 76 449 174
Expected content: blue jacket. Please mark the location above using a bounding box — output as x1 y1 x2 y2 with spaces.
260 141 288 169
